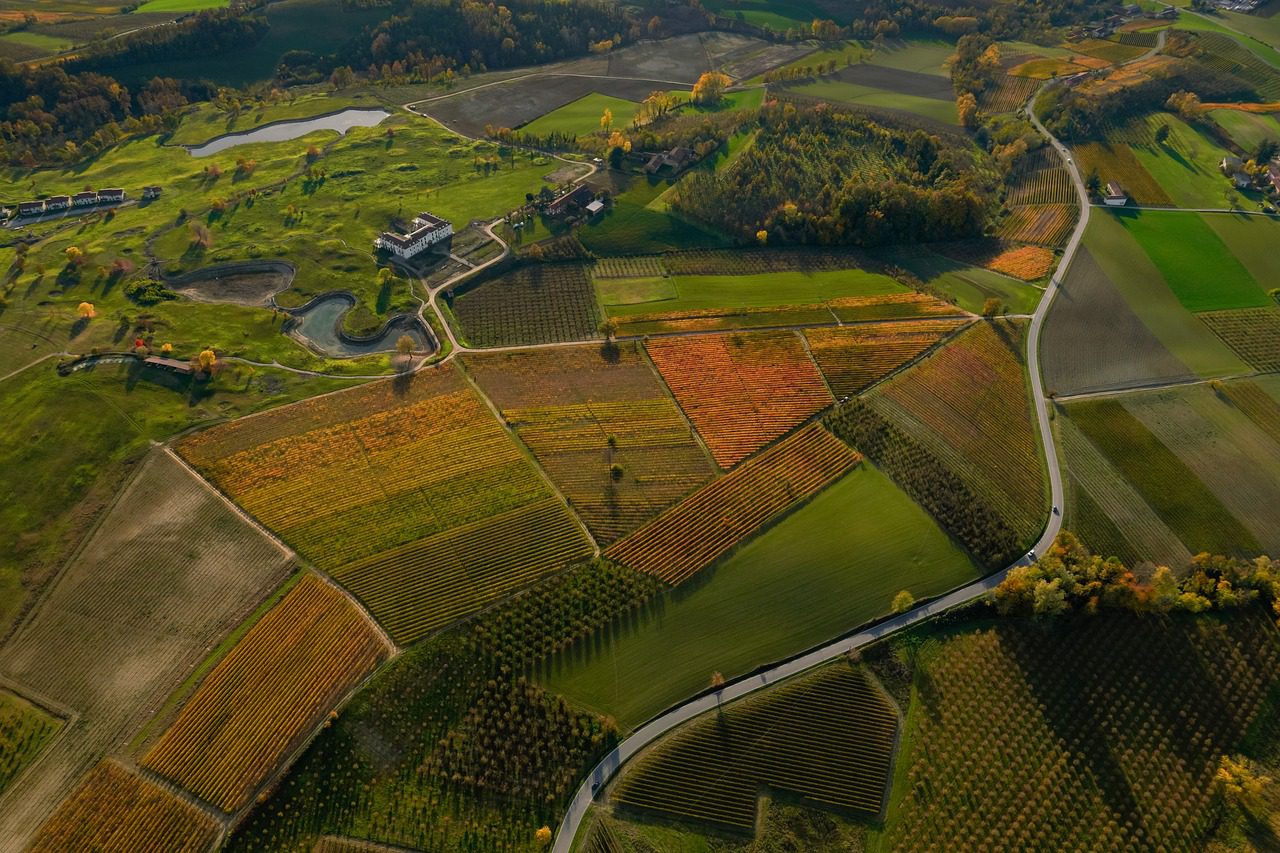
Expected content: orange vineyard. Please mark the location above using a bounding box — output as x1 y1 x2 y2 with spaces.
31 760 218 853
142 574 388 812
605 424 861 584
805 320 969 397
645 330 834 468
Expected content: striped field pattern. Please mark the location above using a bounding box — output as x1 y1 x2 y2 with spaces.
612 666 897 830
804 320 968 397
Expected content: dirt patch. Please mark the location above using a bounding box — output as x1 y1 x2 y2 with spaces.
833 64 956 100
166 261 295 307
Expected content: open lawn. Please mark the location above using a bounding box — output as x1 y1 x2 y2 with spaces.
602 267 905 316
872 247 1042 315
1128 113 1245 208
0 31 71 58
541 462 979 729
781 77 960 125
1116 210 1269 311
135 0 227 11
701 0 829 29
521 92 643 136
579 175 729 255
1082 210 1249 378
1211 107 1280 152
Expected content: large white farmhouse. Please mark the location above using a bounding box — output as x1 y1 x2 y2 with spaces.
374 212 453 259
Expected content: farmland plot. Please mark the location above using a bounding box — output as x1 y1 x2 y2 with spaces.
605 424 860 584
645 330 833 467
1006 147 1077 206
1199 307 1280 372
30 760 218 853
868 321 1045 540
0 690 61 797
142 573 388 813
177 366 594 643
0 450 291 846
1222 380 1280 444
997 203 1077 246
1041 248 1194 396
450 262 601 348
464 343 714 544
931 241 1055 281
804 320 969 397
612 666 896 831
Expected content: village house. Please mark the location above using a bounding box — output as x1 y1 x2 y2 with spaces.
1221 155 1253 189
584 199 606 216
17 201 44 217
643 146 697 175
98 188 126 204
1269 162 1280 195
142 186 163 200
72 191 99 207
143 356 193 376
45 195 71 211
373 212 453 259
1103 182 1129 206
545 185 595 217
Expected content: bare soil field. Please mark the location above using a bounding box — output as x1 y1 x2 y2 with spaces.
1041 248 1194 397
0 450 292 850
831 64 956 100
169 263 295 308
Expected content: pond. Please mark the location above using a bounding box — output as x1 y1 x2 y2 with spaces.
286 293 434 358
188 108 390 157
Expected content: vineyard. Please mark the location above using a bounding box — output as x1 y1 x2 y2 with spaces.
177 367 593 643
826 399 1020 568
828 291 964 322
1189 32 1280 101
1066 398 1260 556
226 561 657 852
593 248 876 279
604 424 860 584
1070 37 1146 64
463 343 715 545
933 241 1056 281
645 330 833 467
1072 141 1172 206
1006 147 1076 206
449 262 601 347
611 665 896 831
142 574 389 813
996 203 1077 246
870 321 1044 540
30 760 219 853
979 72 1040 114
0 690 60 796
886 610 1280 850
1222 380 1280 445
1198 308 1280 372
803 320 968 397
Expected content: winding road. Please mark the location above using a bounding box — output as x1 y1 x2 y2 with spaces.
550 74 1101 853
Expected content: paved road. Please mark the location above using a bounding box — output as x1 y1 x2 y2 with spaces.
550 72 1097 853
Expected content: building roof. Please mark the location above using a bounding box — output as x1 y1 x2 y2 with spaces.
585 199 605 214
143 356 193 373
546 184 594 214
1105 181 1126 197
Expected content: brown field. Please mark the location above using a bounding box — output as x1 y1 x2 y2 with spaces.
998 204 1078 245
1007 147 1076 206
645 330 833 468
1198 308 1280 372
933 241 1056 281
30 760 218 853
1072 142 1172 206
804 320 969 397
142 574 388 813
604 424 860 584
464 342 715 545
980 72 1041 113
1222 380 1280 445
0 450 292 846
1202 101 1280 112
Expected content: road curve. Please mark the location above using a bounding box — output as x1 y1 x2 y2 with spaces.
551 80 1094 853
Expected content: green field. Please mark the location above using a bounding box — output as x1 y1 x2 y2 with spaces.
134 0 228 11
1200 211 1280 291
541 463 979 729
1084 211 1249 377
1115 210 1270 311
0 690 61 797
873 247 1043 314
1127 113 1241 209
579 177 730 255
0 31 72 56
166 93 382 147
521 93 644 136
783 78 959 125
1211 108 1280 153
867 38 955 76
746 39 871 83
600 267 906 316
701 0 831 30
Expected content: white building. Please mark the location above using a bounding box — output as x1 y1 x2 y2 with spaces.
374 212 453 259
1103 181 1129 207
45 195 70 211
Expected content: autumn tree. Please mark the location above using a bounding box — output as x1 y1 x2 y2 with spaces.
77 301 96 319
64 246 83 266
1217 755 1272 819
535 826 552 847
598 317 619 340
600 107 613 131
396 335 415 356
956 92 978 129
756 228 768 245
1167 89 1203 121
691 72 731 106
892 590 915 613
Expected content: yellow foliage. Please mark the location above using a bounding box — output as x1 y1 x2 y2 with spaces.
76 301 95 319
535 826 552 845
756 229 768 245
197 349 217 372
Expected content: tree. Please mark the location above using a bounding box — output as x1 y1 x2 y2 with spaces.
76 301 95 319
196 348 217 373
691 72 731 106
756 229 768 245
600 107 613 131
161 342 173 355
377 267 394 285
1166 90 1203 121
396 335 415 356
1086 169 1102 198
64 246 83 265
981 297 1005 317
598 317 619 340
609 463 624 481
1032 578 1068 617
1257 139 1279 164
892 589 915 613
709 671 725 688
1217 755 1272 819
956 92 978 130
1154 123 1170 145
535 826 552 846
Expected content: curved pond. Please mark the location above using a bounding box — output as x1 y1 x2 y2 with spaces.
286 293 434 358
188 108 390 157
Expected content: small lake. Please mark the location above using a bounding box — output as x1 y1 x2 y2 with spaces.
188 108 390 157
288 293 434 358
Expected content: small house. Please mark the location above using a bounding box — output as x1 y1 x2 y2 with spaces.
1103 181 1129 206
143 356 193 375
98 188 126 203
1268 163 1280 194
1120 3 1141 15
72 191 99 207
142 186 162 200
584 199 605 216
545 184 594 217
45 195 71 211
17 201 44 217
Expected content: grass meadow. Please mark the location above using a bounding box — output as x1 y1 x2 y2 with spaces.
540 463 979 729
521 93 643 136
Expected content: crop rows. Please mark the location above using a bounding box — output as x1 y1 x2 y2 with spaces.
1073 140 1173 206
0 690 60 796
334 498 594 641
612 666 896 830
593 256 667 279
980 73 1040 114
1099 113 1156 146
31 760 218 853
178 367 590 641
935 240 1056 280
450 262 601 347
1070 37 1146 64
605 424 859 584
1221 381 1280 445
464 343 715 544
888 611 1280 850
645 330 833 468
1117 30 1158 48
871 321 1043 538
615 302 837 336
1007 147 1076 205
1198 307 1280 372
804 320 968 397
142 574 388 813
828 291 965 322
1193 32 1280 100
662 248 874 276
997 203 1077 246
